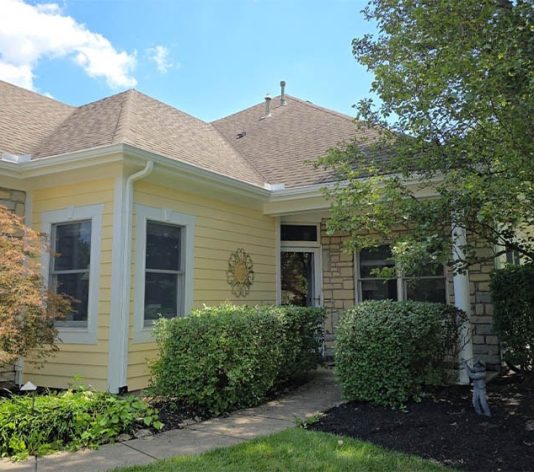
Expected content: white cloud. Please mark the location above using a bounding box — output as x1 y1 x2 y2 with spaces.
147 45 176 74
0 0 137 90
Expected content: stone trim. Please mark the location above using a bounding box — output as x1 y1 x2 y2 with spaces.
0 186 26 386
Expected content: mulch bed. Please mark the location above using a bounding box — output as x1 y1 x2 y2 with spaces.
152 374 311 432
310 373 534 472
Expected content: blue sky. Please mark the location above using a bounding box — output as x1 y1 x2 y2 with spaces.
1 0 376 121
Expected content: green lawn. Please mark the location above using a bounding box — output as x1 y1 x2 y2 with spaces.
114 428 452 472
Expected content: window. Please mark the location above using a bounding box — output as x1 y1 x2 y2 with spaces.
358 245 398 301
41 204 102 344
50 221 92 327
505 248 521 266
134 205 195 342
281 225 318 242
144 221 184 325
404 263 447 303
357 245 447 303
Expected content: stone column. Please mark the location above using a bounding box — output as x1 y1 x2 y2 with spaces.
0 186 26 386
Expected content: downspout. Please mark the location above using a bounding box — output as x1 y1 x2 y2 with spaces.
116 161 154 393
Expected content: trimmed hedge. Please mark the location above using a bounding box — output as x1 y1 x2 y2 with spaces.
0 390 161 459
335 300 465 407
491 264 534 372
149 304 325 416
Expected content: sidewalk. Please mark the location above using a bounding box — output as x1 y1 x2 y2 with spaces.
1 368 341 472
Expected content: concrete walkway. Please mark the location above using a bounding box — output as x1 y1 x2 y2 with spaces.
1 369 341 471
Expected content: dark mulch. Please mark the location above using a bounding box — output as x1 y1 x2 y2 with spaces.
311 373 534 472
151 374 312 432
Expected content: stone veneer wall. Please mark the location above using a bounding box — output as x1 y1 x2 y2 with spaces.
0 186 26 385
469 242 500 370
320 222 355 358
319 221 500 369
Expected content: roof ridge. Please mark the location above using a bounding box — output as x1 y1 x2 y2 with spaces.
28 106 78 156
0 79 73 109
128 88 209 124
130 89 267 184
211 94 357 124
284 94 356 122
111 89 135 143
210 122 270 184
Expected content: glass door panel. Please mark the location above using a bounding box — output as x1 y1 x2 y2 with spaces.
281 250 318 306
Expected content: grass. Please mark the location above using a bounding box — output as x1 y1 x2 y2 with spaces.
114 428 452 472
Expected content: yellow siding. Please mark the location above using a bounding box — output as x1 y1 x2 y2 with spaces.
128 182 277 390
25 178 115 390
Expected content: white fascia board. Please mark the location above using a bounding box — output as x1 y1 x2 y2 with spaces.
264 174 443 215
121 144 270 200
0 143 270 201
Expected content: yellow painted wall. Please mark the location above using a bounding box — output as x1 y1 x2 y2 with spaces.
25 178 115 390
128 182 277 390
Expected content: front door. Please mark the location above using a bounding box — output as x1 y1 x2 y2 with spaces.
281 248 322 307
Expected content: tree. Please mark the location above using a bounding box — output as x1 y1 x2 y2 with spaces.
319 0 534 273
0 205 70 365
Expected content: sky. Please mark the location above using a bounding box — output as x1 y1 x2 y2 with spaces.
0 0 377 122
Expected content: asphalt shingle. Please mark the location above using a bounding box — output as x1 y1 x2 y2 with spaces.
0 81 381 188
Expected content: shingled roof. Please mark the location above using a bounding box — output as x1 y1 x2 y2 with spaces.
0 81 378 188
0 81 73 156
212 95 383 188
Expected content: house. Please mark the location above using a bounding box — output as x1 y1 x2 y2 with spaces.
0 80 500 392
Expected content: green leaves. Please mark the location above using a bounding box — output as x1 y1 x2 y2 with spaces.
0 389 162 459
319 0 534 273
149 304 325 416
335 301 466 407
491 263 534 372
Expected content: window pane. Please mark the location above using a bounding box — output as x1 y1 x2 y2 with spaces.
144 272 179 323
506 249 521 266
53 272 89 325
406 278 446 303
146 221 181 271
360 245 394 277
281 251 314 306
361 279 398 301
281 225 317 242
405 263 444 277
53 221 91 271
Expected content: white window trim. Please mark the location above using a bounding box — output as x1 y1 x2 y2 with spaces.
280 246 323 307
41 204 103 344
133 204 195 343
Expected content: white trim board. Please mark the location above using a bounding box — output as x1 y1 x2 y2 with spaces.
133 204 196 343
108 174 127 392
41 204 103 344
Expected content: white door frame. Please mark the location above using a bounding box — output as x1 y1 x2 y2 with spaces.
280 247 323 307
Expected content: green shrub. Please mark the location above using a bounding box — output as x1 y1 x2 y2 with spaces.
263 305 326 386
491 264 534 373
0 389 162 460
149 304 325 416
335 300 465 407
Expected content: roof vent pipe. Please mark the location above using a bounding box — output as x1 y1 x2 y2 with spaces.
280 81 287 106
264 93 272 117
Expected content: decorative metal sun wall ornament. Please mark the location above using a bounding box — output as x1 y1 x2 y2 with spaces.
227 248 254 297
